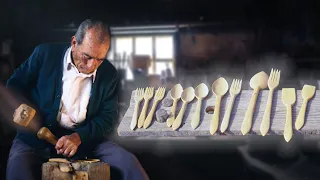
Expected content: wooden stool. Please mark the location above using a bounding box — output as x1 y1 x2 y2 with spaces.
42 158 110 180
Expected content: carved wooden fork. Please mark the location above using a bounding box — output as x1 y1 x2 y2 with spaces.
143 87 166 129
137 87 154 128
220 79 242 133
260 69 280 136
130 88 144 130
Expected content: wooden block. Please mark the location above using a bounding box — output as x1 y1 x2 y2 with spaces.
42 161 110 180
73 171 88 180
117 89 320 137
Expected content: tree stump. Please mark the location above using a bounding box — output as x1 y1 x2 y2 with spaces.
42 158 110 180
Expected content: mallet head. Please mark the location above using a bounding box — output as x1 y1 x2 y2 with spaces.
13 103 36 127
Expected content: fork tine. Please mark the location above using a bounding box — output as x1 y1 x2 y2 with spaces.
231 79 235 90
160 87 164 95
239 79 242 89
274 69 278 82
144 87 148 95
148 87 151 95
233 79 239 91
275 70 280 83
270 68 274 81
235 79 238 90
162 87 166 96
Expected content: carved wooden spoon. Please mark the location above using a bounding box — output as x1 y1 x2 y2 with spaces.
166 84 183 127
172 87 195 131
210 77 229 135
191 83 209 129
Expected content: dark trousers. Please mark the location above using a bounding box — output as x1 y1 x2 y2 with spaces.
6 138 149 180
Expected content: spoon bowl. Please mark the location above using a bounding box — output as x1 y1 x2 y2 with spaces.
212 77 229 96
195 83 209 99
249 71 269 90
181 87 195 102
170 84 183 99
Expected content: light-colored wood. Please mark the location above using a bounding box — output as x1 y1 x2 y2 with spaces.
191 83 209 129
13 103 36 127
261 69 281 136
221 79 242 133
117 89 319 137
137 87 154 128
143 87 166 128
241 71 269 135
210 77 229 134
73 171 88 180
49 158 71 163
166 84 183 127
282 88 296 142
295 85 316 130
172 87 195 130
130 88 144 130
42 161 110 180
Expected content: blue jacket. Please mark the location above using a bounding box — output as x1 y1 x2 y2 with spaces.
6 43 119 150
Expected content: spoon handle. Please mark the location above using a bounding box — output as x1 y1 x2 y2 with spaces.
241 88 259 135
260 89 274 136
143 100 159 129
191 98 202 129
172 102 187 131
210 96 222 135
295 100 308 130
284 105 293 142
167 99 178 127
138 99 149 128
130 101 140 130
220 95 235 133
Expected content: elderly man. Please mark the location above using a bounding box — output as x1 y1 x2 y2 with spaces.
6 19 149 180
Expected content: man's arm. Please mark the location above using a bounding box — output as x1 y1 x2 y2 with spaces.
6 46 42 98
74 71 119 145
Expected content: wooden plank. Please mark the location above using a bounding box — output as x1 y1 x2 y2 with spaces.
117 89 320 136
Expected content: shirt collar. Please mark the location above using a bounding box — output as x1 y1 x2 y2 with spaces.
67 47 97 83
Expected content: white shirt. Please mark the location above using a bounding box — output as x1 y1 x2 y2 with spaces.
57 47 96 129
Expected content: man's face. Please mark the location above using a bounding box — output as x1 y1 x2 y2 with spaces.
71 29 110 74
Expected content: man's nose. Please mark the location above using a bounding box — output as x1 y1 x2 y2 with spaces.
85 59 97 68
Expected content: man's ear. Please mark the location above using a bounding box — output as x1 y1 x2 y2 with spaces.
71 36 77 49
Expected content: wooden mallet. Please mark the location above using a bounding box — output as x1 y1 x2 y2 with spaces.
13 104 58 146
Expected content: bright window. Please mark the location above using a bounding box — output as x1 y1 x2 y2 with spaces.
135 37 152 57
106 49 113 60
112 35 175 79
155 36 173 59
116 37 133 55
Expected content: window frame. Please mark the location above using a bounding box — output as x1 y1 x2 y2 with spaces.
108 33 175 78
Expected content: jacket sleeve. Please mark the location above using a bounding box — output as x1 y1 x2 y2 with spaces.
74 71 119 144
6 45 42 99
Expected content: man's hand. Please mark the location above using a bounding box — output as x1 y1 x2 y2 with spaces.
55 133 81 157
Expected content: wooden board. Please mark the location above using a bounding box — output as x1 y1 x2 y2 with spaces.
117 89 320 136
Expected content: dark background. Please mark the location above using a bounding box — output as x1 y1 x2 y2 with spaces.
2 0 320 179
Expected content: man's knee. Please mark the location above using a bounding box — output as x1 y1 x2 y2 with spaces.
6 139 43 180
117 148 139 166
97 142 139 168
